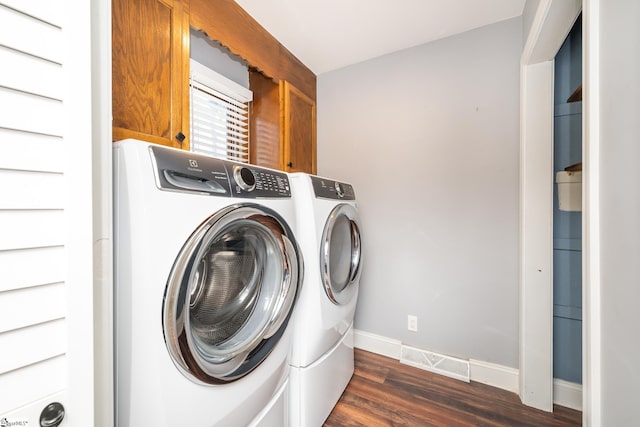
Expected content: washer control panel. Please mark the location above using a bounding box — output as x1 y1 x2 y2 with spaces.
310 175 355 200
151 146 291 198
231 165 291 197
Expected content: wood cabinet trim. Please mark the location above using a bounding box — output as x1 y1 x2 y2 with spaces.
112 0 190 148
113 0 317 174
249 70 282 170
281 80 316 174
190 0 316 102
178 0 191 149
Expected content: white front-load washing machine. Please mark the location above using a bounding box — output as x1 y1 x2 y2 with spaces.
113 139 303 426
288 173 363 426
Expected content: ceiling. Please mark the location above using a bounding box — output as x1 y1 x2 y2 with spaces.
234 0 526 75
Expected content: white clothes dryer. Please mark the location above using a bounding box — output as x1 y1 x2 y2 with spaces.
288 173 363 426
113 139 303 427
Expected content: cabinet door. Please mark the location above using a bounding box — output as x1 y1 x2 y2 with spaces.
281 81 316 174
112 0 190 148
249 70 281 170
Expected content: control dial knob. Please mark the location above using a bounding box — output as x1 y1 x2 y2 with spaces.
334 182 344 198
234 166 256 191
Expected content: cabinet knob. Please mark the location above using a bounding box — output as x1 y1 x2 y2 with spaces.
176 132 186 142
40 402 65 427
287 162 293 168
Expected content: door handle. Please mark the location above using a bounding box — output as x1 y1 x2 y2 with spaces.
40 402 65 427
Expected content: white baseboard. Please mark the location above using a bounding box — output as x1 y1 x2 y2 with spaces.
553 378 582 411
353 329 401 359
354 329 515 392
353 329 582 411
469 359 519 393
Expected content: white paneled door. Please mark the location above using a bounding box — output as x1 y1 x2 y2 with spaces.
0 1 96 426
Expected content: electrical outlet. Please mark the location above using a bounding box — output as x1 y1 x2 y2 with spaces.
407 315 418 332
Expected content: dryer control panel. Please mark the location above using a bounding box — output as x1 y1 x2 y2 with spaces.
310 175 356 200
150 146 291 198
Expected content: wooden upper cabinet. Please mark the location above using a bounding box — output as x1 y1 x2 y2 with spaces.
281 81 316 174
111 0 316 170
191 0 317 172
190 0 315 102
249 74 317 174
249 70 281 170
112 0 190 148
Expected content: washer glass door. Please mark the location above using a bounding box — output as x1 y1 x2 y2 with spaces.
163 204 302 384
320 203 362 305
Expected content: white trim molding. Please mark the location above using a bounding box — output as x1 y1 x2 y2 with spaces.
519 58 555 412
353 329 401 360
519 0 582 413
582 0 601 425
354 330 515 393
554 379 583 411
354 329 582 411
470 359 519 394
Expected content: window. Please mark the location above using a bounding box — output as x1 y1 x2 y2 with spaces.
189 59 253 163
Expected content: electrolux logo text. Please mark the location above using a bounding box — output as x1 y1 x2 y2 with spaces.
187 159 203 173
0 417 30 427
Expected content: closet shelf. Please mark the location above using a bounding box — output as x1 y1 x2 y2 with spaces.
564 162 582 172
567 84 582 103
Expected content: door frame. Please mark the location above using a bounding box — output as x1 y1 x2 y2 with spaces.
92 0 115 424
69 0 114 425
518 0 582 413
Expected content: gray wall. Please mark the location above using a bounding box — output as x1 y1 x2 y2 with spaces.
317 18 522 367
599 0 640 424
522 0 540 44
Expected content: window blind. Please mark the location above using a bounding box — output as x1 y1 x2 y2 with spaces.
190 60 252 163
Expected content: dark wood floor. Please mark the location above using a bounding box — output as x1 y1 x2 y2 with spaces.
324 349 582 427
